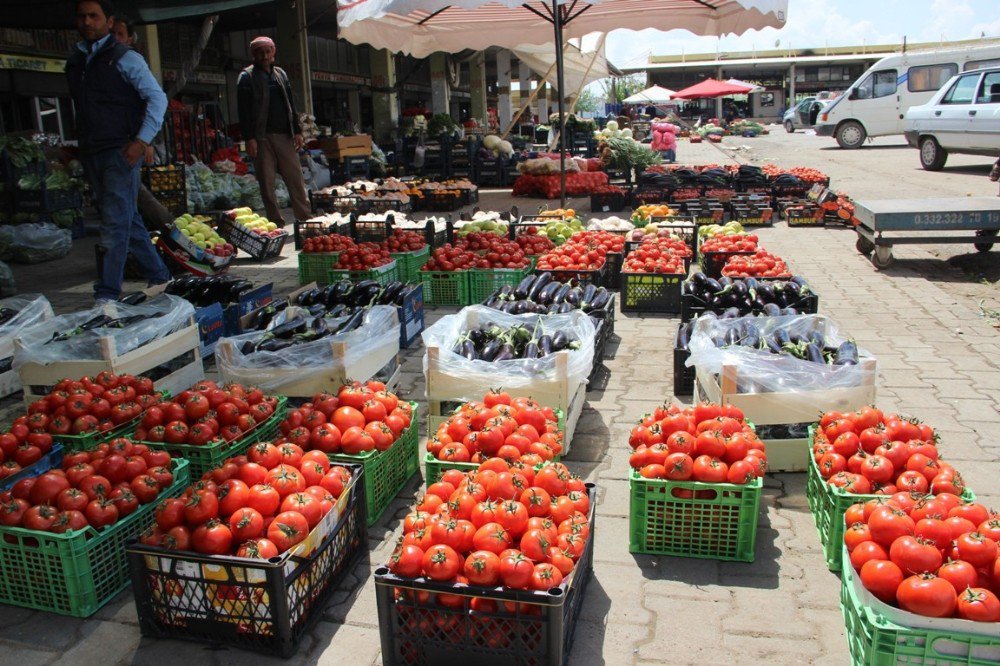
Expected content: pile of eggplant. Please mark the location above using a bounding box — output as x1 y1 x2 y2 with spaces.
683 272 814 316
45 312 165 344
118 276 257 307
695 314 860 366
772 173 808 190
238 309 370 354
483 272 612 315
453 321 581 362
0 306 20 327
242 280 413 332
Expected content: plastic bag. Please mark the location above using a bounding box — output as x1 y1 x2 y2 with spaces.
421 306 595 401
13 294 194 368
0 261 13 297
685 314 876 393
0 294 53 361
216 306 400 393
9 222 72 264
274 175 290 209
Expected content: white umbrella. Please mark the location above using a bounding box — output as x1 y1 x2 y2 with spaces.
337 0 789 205
623 85 677 105
513 41 610 97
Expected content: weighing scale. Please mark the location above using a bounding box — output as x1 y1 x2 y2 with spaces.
853 197 1000 268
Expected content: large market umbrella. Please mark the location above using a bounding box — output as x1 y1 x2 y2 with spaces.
726 77 765 93
337 0 788 205
670 77 756 99
623 85 677 105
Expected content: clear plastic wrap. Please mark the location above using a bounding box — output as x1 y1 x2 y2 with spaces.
0 294 53 361
216 305 400 393
686 314 876 393
13 294 194 368
10 222 72 264
421 305 596 400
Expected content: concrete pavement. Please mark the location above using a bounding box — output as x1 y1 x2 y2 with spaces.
1 126 997 665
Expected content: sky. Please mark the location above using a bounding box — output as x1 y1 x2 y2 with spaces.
599 0 1000 69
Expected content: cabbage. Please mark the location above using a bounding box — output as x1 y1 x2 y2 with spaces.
606 120 619 132
498 141 513 157
621 129 633 139
482 134 501 150
601 128 612 138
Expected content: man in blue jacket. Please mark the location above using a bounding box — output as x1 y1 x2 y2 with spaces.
66 0 171 303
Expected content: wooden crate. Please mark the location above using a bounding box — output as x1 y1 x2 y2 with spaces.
0 304 55 400
694 361 876 472
15 320 204 407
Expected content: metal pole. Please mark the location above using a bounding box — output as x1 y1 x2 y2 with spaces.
553 0 567 208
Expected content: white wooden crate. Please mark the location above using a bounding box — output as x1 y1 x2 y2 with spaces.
15 320 204 406
695 360 877 472
0 298 55 399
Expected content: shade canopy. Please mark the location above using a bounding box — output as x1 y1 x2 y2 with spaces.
623 85 677 105
3 0 275 27
513 42 610 96
337 1 789 58
670 77 756 99
726 77 766 93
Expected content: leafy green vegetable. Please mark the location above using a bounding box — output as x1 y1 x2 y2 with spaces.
607 137 662 172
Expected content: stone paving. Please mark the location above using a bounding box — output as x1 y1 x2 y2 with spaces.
1 130 998 665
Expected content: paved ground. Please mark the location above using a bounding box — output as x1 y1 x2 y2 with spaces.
1 127 998 665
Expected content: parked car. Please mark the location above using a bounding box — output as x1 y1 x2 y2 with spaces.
783 98 831 132
904 65 1000 170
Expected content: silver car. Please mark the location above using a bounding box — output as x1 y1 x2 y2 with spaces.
783 98 830 132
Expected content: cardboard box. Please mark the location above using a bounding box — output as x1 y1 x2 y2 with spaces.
318 135 372 161
193 303 225 357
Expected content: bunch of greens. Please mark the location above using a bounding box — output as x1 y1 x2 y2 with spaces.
607 137 662 172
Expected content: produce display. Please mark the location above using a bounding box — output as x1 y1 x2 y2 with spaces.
334 242 393 270
454 218 508 238
385 230 427 253
139 452 352 556
846 494 999 621
700 233 758 253
173 213 235 257
630 204 676 227
482 273 613 315
622 237 689 274
721 249 791 278
698 221 746 238
387 459 590 589
26 372 159 434
426 391 563 464
520 215 585 246
1 439 177 531
586 216 633 232
452 320 582 361
421 244 481 272
681 273 816 315
301 234 355 254
512 171 609 199
534 231 624 272
285 280 415 319
455 232 531 269
700 316 861 366
162 276 259 308
514 232 555 256
762 165 830 184
132 381 280 446
274 383 412 455
222 208 285 239
627 402 766 484
813 409 965 496
237 308 370 352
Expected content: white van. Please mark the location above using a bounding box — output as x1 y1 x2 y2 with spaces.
815 42 1000 148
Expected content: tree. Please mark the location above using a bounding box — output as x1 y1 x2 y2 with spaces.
573 88 600 115
600 74 646 104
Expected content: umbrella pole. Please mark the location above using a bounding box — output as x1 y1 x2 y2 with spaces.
553 0 567 208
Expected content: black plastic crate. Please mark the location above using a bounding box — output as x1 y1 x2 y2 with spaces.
127 463 368 658
311 192 360 214
601 252 622 290
475 158 510 187
620 271 685 314
16 188 82 213
350 217 393 243
673 324 695 396
536 263 607 287
293 219 342 250
590 317 608 383
142 164 185 193
154 191 187 217
630 187 673 207
424 191 462 212
375 485 595 666
699 249 754 278
458 188 479 206
217 217 289 260
590 189 629 213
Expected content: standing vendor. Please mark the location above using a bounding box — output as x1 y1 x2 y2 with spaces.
236 36 312 226
66 0 172 304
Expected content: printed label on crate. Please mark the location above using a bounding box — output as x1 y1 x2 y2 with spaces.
405 316 424 340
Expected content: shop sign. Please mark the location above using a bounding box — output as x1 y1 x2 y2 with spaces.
162 69 226 85
0 53 66 74
313 71 367 85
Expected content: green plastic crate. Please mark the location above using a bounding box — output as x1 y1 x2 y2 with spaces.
807 425 976 573
0 457 190 617
297 252 340 285
840 546 1000 666
419 269 471 307
329 402 419 526
629 469 761 561
138 396 287 479
391 246 430 284
468 266 532 303
55 391 171 452
328 260 399 286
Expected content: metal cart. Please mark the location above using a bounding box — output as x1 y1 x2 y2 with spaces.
853 197 1000 268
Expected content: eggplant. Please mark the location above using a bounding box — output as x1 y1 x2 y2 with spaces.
703 277 722 293
808 331 826 347
118 291 147 305
773 329 791 346
756 282 775 302
743 323 761 349
514 274 536 300
718 276 733 288
494 344 515 362
258 338 294 352
765 335 783 354
589 289 611 312
805 342 825 365
326 304 348 319
307 304 326 316
720 307 741 320
334 309 366 334
833 340 859 366
761 303 781 317
691 272 710 286
555 303 572 314
551 284 571 305
522 341 539 359
723 327 740 346
782 307 800 316
240 340 257 355
565 287 583 306
297 288 321 306
528 272 553 301
480 338 504 362
552 330 569 351
379 282 405 305
537 335 553 357
676 322 692 349
536 281 561 305
270 316 307 339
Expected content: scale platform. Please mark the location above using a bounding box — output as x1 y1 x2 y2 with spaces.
853 197 1000 268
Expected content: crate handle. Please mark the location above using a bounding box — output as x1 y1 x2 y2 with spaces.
671 486 718 501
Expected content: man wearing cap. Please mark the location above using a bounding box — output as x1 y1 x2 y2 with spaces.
236 36 311 225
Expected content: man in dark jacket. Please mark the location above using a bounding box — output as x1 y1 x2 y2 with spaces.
236 36 311 225
66 0 171 303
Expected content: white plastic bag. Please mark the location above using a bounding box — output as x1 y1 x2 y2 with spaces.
13 294 194 367
10 222 72 264
686 314 876 393
421 305 595 401
0 294 54 361
216 306 400 393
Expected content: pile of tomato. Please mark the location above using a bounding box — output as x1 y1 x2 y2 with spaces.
700 234 759 253
813 408 967 497
623 237 690 274
762 165 829 184
28 372 159 435
388 459 590 592
335 242 393 270
846 494 1000 621
386 230 427 253
628 402 766 485
140 452 352 557
421 244 481 272
274 382 412 455
427 390 563 466
301 234 355 254
1 438 177 532
455 233 530 269
535 231 623 272
721 249 791 278
515 233 555 256
133 381 279 447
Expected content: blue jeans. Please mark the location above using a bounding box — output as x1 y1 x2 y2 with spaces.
83 149 171 301
660 149 676 163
